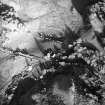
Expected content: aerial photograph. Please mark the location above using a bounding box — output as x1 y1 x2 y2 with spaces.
0 0 105 105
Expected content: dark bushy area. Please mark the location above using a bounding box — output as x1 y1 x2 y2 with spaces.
0 1 24 25
1 0 105 105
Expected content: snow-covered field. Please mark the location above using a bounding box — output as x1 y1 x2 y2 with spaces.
0 0 82 87
0 0 83 104
1 0 82 51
